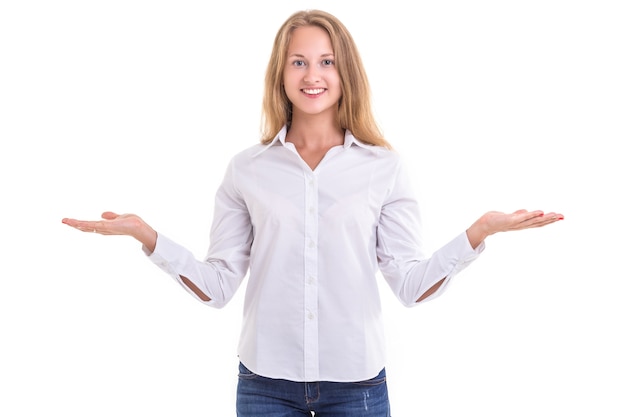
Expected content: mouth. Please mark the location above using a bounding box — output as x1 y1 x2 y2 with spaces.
302 88 326 96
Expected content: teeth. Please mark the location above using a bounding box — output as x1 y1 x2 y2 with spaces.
303 88 324 94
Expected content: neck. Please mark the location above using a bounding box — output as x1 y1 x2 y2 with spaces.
287 117 343 150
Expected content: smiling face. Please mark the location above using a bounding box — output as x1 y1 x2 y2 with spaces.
283 25 342 122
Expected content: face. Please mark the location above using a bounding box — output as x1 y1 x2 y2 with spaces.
283 25 342 120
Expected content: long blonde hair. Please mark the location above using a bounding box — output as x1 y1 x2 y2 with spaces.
260 9 391 149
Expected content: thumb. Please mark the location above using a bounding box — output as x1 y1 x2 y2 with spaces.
101 211 119 220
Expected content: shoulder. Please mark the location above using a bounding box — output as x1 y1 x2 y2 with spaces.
232 143 267 159
223 143 271 167
351 140 404 168
349 131 399 161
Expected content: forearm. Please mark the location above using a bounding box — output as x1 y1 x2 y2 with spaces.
147 233 248 307
466 217 490 250
416 278 446 302
416 227 487 302
382 231 483 305
132 218 158 253
180 276 212 301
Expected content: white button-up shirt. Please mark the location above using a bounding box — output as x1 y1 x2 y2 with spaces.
148 126 484 382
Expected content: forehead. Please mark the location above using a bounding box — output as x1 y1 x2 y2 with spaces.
288 25 333 54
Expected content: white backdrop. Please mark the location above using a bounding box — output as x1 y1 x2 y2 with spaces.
1 1 624 416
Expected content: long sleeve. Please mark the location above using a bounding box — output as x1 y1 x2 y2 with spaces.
376 158 485 307
145 159 253 308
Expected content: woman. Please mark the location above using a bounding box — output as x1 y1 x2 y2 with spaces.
62 9 563 416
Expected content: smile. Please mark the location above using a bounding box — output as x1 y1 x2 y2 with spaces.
302 88 325 95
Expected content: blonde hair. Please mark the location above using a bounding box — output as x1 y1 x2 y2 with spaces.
260 9 391 149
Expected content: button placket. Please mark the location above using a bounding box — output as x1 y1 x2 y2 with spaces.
302 172 320 380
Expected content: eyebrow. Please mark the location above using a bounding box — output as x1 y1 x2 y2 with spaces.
288 53 335 58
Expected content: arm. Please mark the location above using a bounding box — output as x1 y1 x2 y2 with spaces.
62 211 212 301
416 209 565 302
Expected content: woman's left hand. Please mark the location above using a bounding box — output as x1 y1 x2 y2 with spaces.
466 209 564 249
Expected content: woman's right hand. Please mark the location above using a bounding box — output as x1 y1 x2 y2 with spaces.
62 211 158 252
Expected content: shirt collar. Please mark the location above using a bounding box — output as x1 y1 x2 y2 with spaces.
252 126 380 157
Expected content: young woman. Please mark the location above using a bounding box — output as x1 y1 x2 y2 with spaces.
62 9 563 417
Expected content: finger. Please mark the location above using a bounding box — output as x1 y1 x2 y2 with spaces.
514 213 563 230
543 212 565 220
512 210 544 225
529 212 564 225
62 218 86 229
101 211 119 220
537 213 565 227
63 219 100 233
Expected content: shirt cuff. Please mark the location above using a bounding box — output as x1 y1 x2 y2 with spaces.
143 233 217 305
417 231 486 304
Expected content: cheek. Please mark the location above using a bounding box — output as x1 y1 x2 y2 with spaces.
330 71 342 89
282 75 298 99
332 75 343 96
283 70 300 88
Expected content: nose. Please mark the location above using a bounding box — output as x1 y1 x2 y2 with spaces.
303 65 321 84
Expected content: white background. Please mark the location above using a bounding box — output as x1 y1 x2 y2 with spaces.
1 0 624 416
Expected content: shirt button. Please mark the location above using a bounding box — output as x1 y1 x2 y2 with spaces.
308 312 315 320
307 276 315 285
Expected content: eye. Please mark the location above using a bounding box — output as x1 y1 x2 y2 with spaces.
293 60 306 67
322 59 334 66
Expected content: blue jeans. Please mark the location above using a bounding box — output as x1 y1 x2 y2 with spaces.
236 362 391 416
